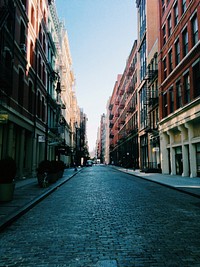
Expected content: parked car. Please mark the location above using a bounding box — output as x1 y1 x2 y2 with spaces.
86 160 93 167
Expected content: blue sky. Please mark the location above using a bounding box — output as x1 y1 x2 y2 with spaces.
56 0 137 152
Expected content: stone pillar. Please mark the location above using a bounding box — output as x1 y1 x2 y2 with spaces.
178 125 189 177
167 130 176 175
160 131 169 174
185 122 197 177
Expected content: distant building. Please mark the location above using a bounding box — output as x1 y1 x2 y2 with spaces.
109 42 138 168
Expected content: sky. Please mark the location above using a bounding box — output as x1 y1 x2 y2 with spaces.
55 0 138 152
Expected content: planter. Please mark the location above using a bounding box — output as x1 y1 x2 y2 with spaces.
48 173 58 184
0 183 15 202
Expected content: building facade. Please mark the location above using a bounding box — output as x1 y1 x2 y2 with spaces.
109 41 138 168
0 0 87 178
159 0 200 177
107 0 199 178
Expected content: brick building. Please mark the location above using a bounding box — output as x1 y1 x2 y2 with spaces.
159 0 200 177
0 0 87 178
109 41 138 167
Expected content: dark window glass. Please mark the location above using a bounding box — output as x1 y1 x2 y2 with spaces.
193 62 200 98
182 29 188 56
184 73 190 104
191 15 198 46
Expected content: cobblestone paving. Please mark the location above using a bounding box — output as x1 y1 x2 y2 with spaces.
1 166 200 266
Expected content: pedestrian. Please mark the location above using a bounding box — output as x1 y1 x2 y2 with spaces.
74 162 77 171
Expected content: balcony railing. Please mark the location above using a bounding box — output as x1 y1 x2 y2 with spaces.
149 97 158 107
147 69 158 82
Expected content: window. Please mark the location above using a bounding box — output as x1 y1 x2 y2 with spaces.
39 25 42 44
162 0 165 14
163 92 168 117
139 0 146 39
182 0 186 14
38 55 42 79
193 61 200 98
30 41 34 66
20 21 26 44
182 28 188 57
21 0 26 9
42 97 45 122
162 25 166 45
18 69 24 106
175 40 180 65
28 81 33 113
42 64 46 86
140 39 146 80
169 49 173 72
169 87 174 113
168 15 172 37
37 91 41 118
184 73 190 104
191 14 198 46
163 57 167 79
31 6 35 28
174 2 178 26
43 34 46 53
176 80 182 109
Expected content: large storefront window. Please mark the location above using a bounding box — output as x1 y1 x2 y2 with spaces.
175 146 183 175
196 143 200 177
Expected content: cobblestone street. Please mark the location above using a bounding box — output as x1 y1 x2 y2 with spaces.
1 166 200 267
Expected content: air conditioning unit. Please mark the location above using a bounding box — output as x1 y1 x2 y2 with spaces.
20 43 26 54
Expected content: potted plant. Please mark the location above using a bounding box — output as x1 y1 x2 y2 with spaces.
36 160 51 187
0 157 17 202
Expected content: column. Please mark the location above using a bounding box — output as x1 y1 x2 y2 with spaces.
185 122 197 177
160 131 169 174
178 125 189 177
167 130 176 175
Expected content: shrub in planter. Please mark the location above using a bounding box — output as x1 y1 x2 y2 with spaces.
54 160 65 178
37 160 51 187
0 157 17 201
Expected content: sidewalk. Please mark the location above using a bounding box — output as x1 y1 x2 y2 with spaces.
0 168 81 232
113 166 200 198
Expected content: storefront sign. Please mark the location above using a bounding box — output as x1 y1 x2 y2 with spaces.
38 135 45 143
152 147 159 152
0 114 8 124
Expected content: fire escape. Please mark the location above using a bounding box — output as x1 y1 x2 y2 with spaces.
0 1 15 98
